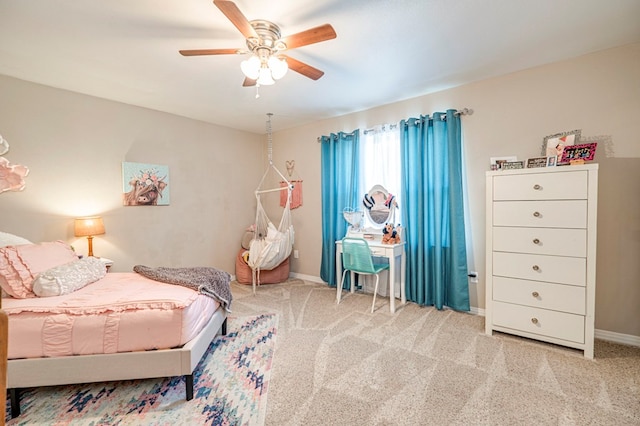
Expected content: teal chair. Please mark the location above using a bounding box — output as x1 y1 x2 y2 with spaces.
337 237 390 313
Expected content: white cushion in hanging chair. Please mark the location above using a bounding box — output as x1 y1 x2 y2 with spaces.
248 222 294 271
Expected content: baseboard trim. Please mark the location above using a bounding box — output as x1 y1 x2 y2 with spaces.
289 272 325 284
594 329 640 347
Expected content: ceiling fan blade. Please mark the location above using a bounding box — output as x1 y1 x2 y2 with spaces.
283 55 325 80
243 77 257 87
281 24 336 50
179 48 238 56
213 0 258 39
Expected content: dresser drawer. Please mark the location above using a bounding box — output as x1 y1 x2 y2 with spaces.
493 227 587 257
493 200 587 228
493 252 586 286
493 171 587 201
493 276 586 315
492 301 585 343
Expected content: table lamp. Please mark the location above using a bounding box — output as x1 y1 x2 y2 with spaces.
74 216 105 257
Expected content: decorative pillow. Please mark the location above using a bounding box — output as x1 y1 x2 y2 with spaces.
241 230 254 250
0 240 78 298
32 257 106 297
0 231 32 247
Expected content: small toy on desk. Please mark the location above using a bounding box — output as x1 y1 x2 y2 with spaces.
382 223 401 244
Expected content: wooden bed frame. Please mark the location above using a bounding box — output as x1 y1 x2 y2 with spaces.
7 305 227 418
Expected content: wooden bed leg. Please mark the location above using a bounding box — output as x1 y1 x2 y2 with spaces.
9 388 20 418
185 374 194 401
221 317 227 336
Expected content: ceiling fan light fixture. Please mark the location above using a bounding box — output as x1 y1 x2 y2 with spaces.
268 56 288 80
257 65 275 85
241 55 261 80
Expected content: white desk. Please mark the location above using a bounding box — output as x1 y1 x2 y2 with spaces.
335 239 406 313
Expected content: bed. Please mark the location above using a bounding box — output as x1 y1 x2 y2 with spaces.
0 233 230 419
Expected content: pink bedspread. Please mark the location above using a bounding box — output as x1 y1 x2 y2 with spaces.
4 273 219 359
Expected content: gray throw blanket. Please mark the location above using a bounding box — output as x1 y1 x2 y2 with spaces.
133 265 232 312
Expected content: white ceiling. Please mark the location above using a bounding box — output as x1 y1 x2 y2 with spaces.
1 0 639 134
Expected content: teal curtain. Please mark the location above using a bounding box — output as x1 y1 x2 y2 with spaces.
400 110 469 311
320 131 360 286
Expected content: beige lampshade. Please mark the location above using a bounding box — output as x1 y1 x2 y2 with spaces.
74 216 105 237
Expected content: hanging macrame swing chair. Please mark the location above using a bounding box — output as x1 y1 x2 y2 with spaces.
248 113 295 294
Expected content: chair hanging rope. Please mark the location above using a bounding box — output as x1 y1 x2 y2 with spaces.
248 114 295 293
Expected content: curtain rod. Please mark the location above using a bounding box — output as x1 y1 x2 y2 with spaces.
317 107 474 141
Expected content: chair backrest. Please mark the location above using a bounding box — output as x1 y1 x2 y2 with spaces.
341 238 376 274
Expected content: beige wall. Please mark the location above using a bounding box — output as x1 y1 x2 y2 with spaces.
0 75 263 273
1 43 638 338
273 43 640 338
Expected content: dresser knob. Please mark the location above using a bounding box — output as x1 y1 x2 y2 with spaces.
533 238 540 244
532 291 539 298
531 318 539 325
532 265 540 271
533 184 541 190
533 211 541 218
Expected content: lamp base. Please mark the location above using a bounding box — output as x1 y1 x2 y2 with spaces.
86 236 95 257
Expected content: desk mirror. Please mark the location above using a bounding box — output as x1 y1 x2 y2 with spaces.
363 184 396 229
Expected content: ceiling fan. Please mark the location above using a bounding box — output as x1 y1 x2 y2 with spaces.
179 0 337 87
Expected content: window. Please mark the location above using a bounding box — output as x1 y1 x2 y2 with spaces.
358 125 402 228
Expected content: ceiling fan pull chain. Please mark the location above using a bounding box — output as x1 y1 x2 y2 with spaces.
255 84 260 99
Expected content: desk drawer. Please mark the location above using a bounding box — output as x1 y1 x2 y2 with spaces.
493 171 587 200
493 301 585 343
494 200 587 228
493 227 586 257
493 276 585 315
370 246 387 256
493 252 586 286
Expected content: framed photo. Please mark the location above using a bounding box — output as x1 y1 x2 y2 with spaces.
541 129 581 162
526 157 548 168
122 162 170 206
490 156 517 170
546 156 557 167
501 161 524 170
559 142 597 164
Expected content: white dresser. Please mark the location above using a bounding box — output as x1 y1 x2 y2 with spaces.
485 164 598 358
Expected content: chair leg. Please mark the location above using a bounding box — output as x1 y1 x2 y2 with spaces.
371 274 379 313
337 269 348 304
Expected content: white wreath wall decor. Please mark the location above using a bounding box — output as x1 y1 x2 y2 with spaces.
0 134 9 156
0 133 30 193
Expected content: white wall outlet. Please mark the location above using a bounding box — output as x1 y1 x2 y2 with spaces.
468 271 478 283
294 249 299 259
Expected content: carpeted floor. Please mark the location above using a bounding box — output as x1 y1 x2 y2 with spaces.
231 279 640 425
5 314 277 425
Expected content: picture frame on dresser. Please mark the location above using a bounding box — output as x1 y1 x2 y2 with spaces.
559 142 597 165
500 161 524 170
490 156 517 170
541 129 581 161
526 157 548 168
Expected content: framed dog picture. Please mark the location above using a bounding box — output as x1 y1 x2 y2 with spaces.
559 142 597 165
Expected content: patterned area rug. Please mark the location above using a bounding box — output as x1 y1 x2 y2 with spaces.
5 314 277 425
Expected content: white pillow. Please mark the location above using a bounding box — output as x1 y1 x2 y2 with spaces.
0 231 32 247
32 257 106 297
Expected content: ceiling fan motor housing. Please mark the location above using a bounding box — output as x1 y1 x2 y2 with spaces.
246 20 286 55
